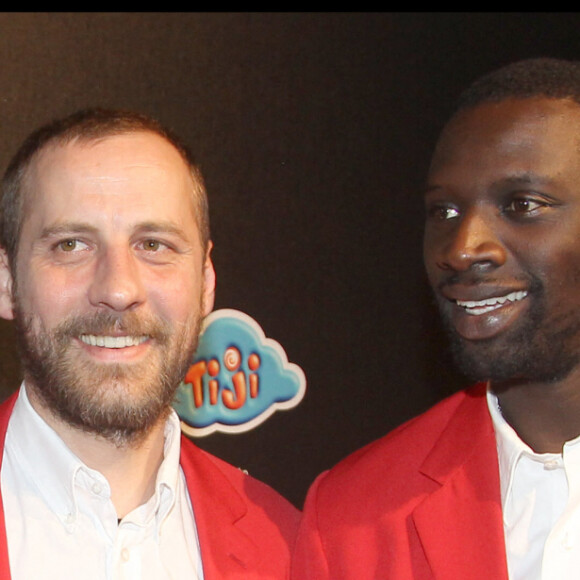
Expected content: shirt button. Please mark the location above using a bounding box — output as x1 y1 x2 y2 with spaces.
92 482 103 495
121 547 130 562
543 459 561 470
562 532 574 550
63 513 75 532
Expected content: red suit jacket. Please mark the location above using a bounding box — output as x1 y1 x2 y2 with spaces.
292 383 509 579
0 392 300 579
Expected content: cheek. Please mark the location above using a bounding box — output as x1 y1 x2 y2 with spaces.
555 254 580 289
15 267 86 324
146 269 205 323
525 243 580 304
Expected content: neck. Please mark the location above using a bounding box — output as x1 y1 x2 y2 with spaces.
26 387 167 518
492 369 580 453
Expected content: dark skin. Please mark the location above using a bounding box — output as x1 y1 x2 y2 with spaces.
424 97 580 454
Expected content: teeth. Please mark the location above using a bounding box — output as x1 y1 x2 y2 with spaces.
457 290 528 314
80 335 147 348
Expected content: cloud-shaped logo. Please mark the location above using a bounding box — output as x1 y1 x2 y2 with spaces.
174 309 306 436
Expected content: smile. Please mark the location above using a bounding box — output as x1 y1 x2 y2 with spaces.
79 335 148 349
456 290 528 315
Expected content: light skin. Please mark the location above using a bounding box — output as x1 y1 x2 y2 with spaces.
424 97 580 454
0 131 215 516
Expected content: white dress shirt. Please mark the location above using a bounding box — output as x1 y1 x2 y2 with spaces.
1 384 204 579
488 388 580 580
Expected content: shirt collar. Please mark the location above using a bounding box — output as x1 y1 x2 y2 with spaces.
129 407 182 530
486 385 580 510
486 387 531 509
7 382 182 532
7 383 83 526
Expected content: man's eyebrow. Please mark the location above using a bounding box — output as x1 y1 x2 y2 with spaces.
39 221 190 240
39 223 99 240
489 172 554 188
423 172 555 197
132 221 190 240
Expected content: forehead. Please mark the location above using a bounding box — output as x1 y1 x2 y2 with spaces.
28 131 192 191
18 132 200 239
21 131 197 220
428 97 580 181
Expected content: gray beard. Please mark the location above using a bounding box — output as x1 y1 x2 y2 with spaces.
13 307 201 447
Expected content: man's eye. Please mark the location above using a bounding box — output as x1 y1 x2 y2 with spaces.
57 239 83 252
505 198 546 213
427 206 460 221
142 239 163 251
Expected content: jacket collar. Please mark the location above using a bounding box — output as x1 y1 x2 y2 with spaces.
0 392 18 580
412 384 509 580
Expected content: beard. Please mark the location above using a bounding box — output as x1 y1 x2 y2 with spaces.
13 304 202 447
436 278 580 385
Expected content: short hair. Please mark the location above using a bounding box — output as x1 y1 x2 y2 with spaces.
0 107 210 268
455 57 580 113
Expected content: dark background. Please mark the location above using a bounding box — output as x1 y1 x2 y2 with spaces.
0 12 578 508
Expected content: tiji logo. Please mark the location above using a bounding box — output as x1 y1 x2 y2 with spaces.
174 309 306 436
185 346 261 410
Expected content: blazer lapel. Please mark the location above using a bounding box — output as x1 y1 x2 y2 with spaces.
412 385 508 580
179 436 260 579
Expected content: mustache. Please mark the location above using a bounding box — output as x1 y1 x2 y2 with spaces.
435 271 542 292
51 311 171 341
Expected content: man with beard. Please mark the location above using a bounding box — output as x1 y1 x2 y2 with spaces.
292 57 580 579
0 108 299 579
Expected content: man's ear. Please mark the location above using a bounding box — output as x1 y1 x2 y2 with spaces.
201 241 216 318
0 250 15 321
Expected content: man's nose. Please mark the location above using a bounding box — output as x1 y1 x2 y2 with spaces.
88 248 146 311
437 210 507 272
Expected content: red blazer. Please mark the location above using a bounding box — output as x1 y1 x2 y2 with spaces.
0 392 299 579
292 384 509 579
